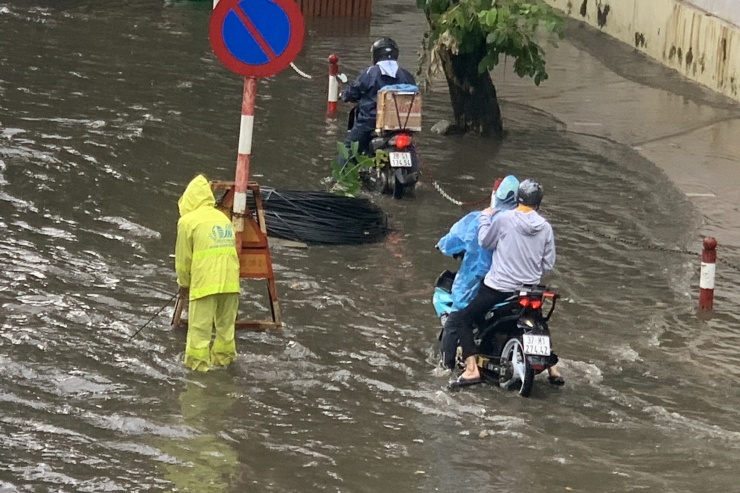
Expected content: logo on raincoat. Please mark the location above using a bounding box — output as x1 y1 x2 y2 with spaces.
210 224 234 245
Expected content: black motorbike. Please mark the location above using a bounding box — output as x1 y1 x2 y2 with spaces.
434 270 560 398
347 106 420 199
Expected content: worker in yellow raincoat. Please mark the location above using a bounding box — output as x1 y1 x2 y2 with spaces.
175 175 241 371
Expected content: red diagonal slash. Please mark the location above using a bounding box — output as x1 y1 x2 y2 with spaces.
233 3 277 61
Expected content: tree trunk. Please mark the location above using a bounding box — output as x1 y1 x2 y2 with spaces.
438 48 504 137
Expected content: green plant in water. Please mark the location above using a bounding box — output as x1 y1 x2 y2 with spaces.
329 142 387 197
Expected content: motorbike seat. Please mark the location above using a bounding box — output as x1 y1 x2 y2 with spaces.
369 136 387 153
435 270 455 292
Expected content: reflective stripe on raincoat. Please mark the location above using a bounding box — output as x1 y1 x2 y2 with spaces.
175 175 240 300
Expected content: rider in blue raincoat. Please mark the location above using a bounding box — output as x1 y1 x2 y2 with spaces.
435 175 520 369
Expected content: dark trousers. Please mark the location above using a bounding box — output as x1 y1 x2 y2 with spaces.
338 122 375 166
439 323 458 369
444 283 513 361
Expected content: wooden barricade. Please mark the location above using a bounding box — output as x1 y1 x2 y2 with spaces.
214 180 281 331
171 180 281 332
296 0 372 18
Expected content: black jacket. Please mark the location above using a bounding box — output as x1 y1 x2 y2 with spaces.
341 64 416 126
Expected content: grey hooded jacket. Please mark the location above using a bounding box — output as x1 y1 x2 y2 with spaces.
477 208 556 292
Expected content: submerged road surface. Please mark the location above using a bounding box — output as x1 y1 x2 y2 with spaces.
2 1 740 491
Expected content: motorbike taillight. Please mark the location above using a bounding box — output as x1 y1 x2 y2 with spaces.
520 297 542 310
395 134 411 149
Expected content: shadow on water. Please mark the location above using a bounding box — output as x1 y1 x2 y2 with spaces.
2 0 740 492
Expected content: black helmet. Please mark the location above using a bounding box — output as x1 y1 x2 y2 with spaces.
518 179 544 207
371 37 399 64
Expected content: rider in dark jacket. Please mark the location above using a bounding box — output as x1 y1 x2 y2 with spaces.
340 38 416 163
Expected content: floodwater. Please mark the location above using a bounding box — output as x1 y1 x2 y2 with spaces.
2 1 740 492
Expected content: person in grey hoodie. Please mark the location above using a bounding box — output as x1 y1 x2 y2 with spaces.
447 179 564 387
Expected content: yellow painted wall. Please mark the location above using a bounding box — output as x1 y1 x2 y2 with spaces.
545 0 740 102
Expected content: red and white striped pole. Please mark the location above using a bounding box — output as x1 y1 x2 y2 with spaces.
215 0 254 252
327 54 339 118
233 77 257 253
699 236 717 310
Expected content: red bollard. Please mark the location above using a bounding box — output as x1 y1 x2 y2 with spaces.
327 54 339 118
699 237 717 310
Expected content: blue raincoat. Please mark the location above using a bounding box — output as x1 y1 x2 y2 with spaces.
435 175 520 311
436 211 491 311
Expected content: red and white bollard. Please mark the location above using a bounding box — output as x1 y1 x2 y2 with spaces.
233 77 257 252
327 54 339 118
699 236 717 310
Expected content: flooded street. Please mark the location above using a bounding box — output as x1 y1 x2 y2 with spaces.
2 1 740 491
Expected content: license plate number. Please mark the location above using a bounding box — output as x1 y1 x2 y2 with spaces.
389 152 412 168
522 334 551 356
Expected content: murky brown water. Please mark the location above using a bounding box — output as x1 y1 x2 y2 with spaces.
3 1 740 492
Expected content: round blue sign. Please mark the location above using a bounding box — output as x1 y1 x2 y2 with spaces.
210 0 305 78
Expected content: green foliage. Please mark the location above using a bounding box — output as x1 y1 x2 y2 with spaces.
417 0 564 85
329 142 385 197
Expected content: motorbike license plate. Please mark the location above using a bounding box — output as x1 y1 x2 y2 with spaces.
389 152 413 168
522 335 551 356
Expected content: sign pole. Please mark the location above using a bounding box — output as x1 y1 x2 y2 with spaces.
208 0 304 330
233 77 257 252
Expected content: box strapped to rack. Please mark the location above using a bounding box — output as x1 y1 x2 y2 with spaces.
375 85 422 133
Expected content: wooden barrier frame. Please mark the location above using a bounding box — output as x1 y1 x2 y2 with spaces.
171 180 282 332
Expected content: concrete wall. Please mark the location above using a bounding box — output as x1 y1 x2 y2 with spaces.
545 0 740 103
686 0 740 28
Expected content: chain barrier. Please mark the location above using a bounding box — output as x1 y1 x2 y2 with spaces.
419 170 740 276
546 211 740 276
289 60 361 84
717 257 740 273
290 62 315 80
421 160 490 209
546 211 698 257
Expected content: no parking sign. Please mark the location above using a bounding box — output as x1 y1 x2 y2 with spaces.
209 0 305 78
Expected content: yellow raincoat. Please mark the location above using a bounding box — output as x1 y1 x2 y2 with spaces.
175 175 240 371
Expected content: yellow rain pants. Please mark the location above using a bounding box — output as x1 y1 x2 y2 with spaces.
185 292 239 371
175 174 241 372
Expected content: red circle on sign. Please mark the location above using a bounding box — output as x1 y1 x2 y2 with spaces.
209 0 305 78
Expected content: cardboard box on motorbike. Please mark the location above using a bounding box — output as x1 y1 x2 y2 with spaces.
375 89 422 133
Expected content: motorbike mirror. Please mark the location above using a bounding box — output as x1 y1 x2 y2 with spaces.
337 73 348 84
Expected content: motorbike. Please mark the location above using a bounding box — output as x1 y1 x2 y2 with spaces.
346 92 421 199
433 270 561 398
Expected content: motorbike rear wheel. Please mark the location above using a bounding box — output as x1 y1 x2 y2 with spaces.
499 337 535 397
392 172 404 199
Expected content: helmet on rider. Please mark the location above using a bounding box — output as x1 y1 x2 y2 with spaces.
517 179 544 208
371 38 400 64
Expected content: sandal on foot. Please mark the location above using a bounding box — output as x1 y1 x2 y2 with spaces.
548 375 565 386
448 375 483 389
